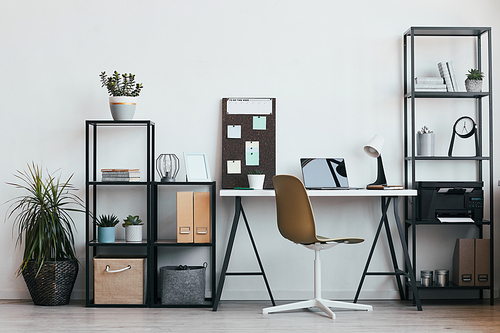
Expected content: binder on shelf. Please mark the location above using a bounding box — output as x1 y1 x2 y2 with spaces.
177 192 194 243
474 239 490 287
194 192 211 243
452 239 474 286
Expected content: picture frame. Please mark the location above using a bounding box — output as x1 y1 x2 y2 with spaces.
184 153 211 182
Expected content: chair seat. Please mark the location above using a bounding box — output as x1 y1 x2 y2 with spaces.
315 235 364 244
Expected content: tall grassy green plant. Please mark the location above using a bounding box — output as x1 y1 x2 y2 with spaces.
6 163 84 276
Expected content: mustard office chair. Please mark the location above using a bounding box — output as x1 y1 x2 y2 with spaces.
262 175 373 319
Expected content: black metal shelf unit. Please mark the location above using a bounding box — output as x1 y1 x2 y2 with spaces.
403 27 494 303
150 181 216 308
85 120 155 307
85 120 216 308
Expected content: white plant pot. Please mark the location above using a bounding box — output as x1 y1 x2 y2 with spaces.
125 225 143 242
465 79 482 92
416 133 435 156
248 174 265 190
109 96 137 120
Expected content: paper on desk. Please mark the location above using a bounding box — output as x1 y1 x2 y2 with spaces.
437 217 474 223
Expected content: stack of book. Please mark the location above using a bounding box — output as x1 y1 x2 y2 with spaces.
101 169 140 182
414 76 446 92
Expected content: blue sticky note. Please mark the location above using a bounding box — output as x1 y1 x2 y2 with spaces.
253 116 266 130
245 141 259 166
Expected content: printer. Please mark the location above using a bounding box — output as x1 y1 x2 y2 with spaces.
416 181 484 222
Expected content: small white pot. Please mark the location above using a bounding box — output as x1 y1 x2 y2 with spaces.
109 96 137 120
417 133 435 156
248 174 265 190
124 225 143 242
465 79 482 92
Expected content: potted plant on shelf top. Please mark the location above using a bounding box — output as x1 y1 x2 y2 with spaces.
247 170 265 190
100 71 144 121
6 163 84 306
465 69 484 92
122 214 143 242
94 214 120 243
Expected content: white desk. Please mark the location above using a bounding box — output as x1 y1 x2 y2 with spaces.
213 189 422 311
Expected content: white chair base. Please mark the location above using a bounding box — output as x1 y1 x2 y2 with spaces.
263 297 372 319
263 243 373 319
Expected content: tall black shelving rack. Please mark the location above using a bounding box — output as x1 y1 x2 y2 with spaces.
85 120 216 308
403 27 494 304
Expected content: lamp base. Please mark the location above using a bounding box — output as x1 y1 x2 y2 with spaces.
161 177 176 182
366 155 387 188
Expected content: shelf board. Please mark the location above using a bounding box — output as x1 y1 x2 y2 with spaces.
404 27 490 37
405 156 490 161
151 299 213 308
154 240 213 246
86 119 155 126
406 219 490 226
88 239 148 246
88 181 149 185
416 281 491 290
152 181 215 186
405 91 489 99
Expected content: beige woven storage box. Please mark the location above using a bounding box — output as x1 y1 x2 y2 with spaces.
94 257 146 304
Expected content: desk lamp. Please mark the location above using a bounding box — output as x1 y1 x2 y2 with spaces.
363 135 387 188
156 154 180 182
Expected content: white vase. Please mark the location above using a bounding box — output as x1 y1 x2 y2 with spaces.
417 133 435 156
248 174 265 190
109 96 137 120
125 225 143 242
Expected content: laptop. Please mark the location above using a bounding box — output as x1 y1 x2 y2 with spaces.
300 158 360 190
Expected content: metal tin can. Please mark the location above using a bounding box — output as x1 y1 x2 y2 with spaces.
435 269 449 287
420 270 433 287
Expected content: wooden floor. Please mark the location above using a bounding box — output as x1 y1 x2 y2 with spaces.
1 299 499 332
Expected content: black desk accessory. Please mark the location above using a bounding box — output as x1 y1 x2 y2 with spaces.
448 116 479 157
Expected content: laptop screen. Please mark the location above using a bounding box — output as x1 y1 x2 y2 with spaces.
300 158 349 189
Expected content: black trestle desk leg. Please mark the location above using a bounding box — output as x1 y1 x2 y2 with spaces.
240 206 276 306
354 197 391 303
382 198 405 300
213 196 242 311
393 197 422 311
213 196 275 311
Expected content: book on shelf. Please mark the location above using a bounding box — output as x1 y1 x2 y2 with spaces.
101 168 140 182
101 177 141 182
446 61 462 92
437 61 454 91
414 83 447 91
415 77 443 84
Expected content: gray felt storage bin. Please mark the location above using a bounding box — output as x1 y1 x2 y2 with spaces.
160 263 207 305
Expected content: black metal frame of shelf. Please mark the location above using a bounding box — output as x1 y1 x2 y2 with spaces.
150 181 216 308
403 27 494 304
85 120 155 307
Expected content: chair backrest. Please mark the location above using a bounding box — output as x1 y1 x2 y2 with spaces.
272 175 318 244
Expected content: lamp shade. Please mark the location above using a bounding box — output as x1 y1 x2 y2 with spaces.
363 135 385 158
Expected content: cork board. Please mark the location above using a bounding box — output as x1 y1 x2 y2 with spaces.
221 98 276 189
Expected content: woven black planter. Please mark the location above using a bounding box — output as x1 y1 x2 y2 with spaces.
22 259 79 306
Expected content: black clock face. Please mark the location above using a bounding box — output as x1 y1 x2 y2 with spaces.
454 116 475 138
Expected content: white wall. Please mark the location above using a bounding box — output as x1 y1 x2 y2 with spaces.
1 0 499 301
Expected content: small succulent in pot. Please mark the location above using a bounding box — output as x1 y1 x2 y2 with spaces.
466 69 484 81
94 214 120 227
122 215 143 227
417 126 433 134
465 69 484 92
122 215 143 242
